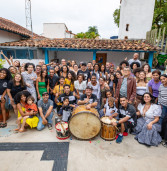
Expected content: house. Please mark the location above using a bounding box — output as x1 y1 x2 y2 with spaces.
42 23 75 39
0 17 159 68
118 0 155 39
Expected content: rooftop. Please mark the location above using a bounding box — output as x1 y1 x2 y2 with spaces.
0 38 159 51
0 17 41 38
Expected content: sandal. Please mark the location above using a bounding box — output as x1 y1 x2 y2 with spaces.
14 128 20 131
1 123 7 128
19 129 27 133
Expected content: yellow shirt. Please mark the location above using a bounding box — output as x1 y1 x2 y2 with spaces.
65 78 74 92
53 85 64 105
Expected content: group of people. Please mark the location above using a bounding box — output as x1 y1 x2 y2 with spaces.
0 51 167 147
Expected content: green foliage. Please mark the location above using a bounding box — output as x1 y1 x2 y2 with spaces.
88 26 99 35
75 26 99 39
113 7 120 27
0 63 3 69
113 0 167 35
152 0 167 35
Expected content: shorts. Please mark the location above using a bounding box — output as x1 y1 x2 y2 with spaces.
0 95 7 102
118 121 136 130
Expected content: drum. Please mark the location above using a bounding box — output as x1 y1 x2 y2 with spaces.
55 122 70 140
69 105 101 140
0 108 9 122
100 116 117 141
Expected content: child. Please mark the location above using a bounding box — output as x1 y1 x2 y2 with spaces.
58 97 74 122
15 96 38 132
103 97 118 119
25 96 38 118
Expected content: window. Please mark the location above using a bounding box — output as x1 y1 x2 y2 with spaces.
126 24 129 31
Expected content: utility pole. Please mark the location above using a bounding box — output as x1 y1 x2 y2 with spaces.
25 0 33 36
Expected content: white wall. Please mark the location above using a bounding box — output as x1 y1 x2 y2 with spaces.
57 51 138 66
118 0 155 39
43 23 66 38
0 30 22 43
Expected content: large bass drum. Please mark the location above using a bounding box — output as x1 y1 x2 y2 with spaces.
69 105 101 140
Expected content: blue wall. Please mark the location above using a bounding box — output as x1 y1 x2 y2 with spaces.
0 49 34 59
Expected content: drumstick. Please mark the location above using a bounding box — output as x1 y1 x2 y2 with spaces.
60 122 65 135
115 126 119 131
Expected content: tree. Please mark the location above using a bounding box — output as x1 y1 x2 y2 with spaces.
88 26 99 35
75 26 99 39
152 0 167 35
113 7 120 27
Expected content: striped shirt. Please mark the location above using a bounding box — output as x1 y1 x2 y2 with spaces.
158 84 167 107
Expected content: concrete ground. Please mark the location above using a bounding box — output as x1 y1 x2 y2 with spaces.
0 111 167 171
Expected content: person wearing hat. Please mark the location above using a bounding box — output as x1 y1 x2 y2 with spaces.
37 92 53 131
78 86 98 109
77 62 91 82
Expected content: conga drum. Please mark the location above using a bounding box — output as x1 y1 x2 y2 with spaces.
0 108 9 122
55 122 70 140
100 116 117 141
69 105 101 140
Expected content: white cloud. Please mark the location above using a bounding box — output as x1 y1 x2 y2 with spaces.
0 0 120 38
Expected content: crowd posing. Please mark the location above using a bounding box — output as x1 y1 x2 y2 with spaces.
0 51 167 146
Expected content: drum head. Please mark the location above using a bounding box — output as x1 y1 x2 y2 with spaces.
69 112 101 140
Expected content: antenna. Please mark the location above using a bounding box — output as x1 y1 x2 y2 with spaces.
25 0 33 36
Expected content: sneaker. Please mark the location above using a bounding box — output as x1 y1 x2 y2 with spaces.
116 134 123 143
48 123 53 130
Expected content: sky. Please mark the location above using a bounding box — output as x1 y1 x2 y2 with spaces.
0 0 120 38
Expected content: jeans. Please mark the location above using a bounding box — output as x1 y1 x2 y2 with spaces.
49 93 56 109
37 112 53 131
160 105 167 124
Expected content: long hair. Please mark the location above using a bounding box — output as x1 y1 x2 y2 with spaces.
67 71 76 84
100 64 106 73
0 68 12 80
61 65 69 73
141 92 155 105
137 71 147 83
13 73 25 87
40 70 48 86
142 63 151 73
14 91 31 104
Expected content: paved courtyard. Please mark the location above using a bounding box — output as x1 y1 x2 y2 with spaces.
0 112 167 171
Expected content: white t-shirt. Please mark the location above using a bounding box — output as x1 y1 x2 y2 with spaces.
87 81 100 99
74 80 87 95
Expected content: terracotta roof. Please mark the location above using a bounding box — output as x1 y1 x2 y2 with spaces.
0 38 159 51
0 17 41 38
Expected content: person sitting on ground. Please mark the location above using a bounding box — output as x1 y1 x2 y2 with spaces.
14 91 39 132
58 97 74 122
78 86 98 110
135 92 162 146
25 96 38 118
37 92 53 131
103 97 118 119
111 96 137 144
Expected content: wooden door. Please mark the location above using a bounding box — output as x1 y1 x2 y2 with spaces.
96 53 107 66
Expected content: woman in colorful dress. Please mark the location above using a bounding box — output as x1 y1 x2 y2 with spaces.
14 91 39 132
36 70 49 100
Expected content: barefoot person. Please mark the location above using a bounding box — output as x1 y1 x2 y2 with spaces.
14 91 39 132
